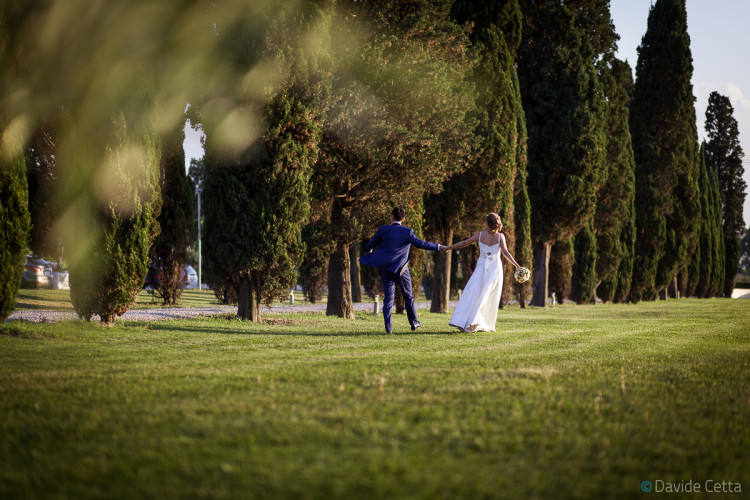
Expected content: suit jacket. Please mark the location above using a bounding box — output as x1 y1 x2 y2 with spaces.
359 223 440 275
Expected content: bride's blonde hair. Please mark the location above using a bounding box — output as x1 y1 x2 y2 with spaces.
486 213 503 234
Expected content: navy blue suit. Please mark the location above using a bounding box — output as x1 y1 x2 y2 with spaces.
359 222 440 332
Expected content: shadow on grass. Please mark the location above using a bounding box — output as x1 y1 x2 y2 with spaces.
130 321 458 337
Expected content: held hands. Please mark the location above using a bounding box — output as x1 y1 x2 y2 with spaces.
439 244 450 253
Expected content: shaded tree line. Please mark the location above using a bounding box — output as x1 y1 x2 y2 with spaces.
0 0 745 325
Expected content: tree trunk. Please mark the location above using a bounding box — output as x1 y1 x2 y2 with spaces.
157 260 184 306
412 277 422 302
350 242 362 303
326 241 354 319
530 241 551 307
430 229 453 313
238 273 260 321
667 275 676 298
591 280 600 304
516 278 528 309
100 312 116 325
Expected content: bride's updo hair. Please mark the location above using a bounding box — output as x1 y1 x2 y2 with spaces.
486 213 503 234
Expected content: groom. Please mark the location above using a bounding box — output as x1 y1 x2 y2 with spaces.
359 207 445 333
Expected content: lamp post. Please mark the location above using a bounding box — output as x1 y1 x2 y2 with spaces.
196 188 202 290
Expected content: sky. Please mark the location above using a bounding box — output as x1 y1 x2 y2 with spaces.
610 0 750 225
184 0 750 225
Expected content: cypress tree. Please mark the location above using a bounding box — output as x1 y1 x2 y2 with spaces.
299 220 333 304
203 7 324 321
694 144 713 298
0 120 32 323
705 91 746 296
424 0 524 313
203 86 319 321
512 68 533 308
595 58 636 303
68 110 161 324
708 163 726 296
571 219 597 304
739 227 750 276
613 194 636 303
0 3 32 322
548 238 574 303
517 0 609 307
313 1 476 318
629 0 700 302
150 125 196 305
684 239 700 298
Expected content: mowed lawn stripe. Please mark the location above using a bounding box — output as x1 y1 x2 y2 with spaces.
1 299 749 499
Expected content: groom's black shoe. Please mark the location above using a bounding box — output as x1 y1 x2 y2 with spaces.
411 322 421 331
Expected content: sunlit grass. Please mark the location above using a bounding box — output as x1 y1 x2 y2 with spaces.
14 288 224 311
14 288 428 312
1 299 749 499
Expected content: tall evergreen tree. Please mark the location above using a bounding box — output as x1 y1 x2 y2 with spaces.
150 125 196 305
311 1 476 318
689 144 724 299
0 120 32 323
3 1 309 324
708 160 727 297
738 227 750 276
424 0 525 313
571 219 598 304
612 195 636 303
202 8 324 321
595 58 636 303
0 3 33 322
512 68 533 308
705 91 746 296
517 0 610 307
548 238 574 303
629 0 700 302
694 144 713 297
299 219 333 304
68 109 162 324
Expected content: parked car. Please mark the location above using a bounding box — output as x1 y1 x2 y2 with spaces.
21 256 53 289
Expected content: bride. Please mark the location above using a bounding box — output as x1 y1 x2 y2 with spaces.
445 213 521 333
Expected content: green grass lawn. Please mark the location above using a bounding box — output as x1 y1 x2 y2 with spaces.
11 289 427 312
13 288 357 312
1 299 749 499
14 288 226 311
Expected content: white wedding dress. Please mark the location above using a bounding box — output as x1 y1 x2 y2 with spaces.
449 232 503 332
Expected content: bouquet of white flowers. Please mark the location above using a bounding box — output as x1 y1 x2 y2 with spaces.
514 266 531 284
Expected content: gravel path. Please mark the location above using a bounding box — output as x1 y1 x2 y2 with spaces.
7 301 454 323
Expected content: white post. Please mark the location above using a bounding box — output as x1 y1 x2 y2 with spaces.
374 294 380 315
551 292 556 306
290 289 295 305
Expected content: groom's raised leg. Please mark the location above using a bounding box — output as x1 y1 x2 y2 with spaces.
397 267 419 327
381 271 397 333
